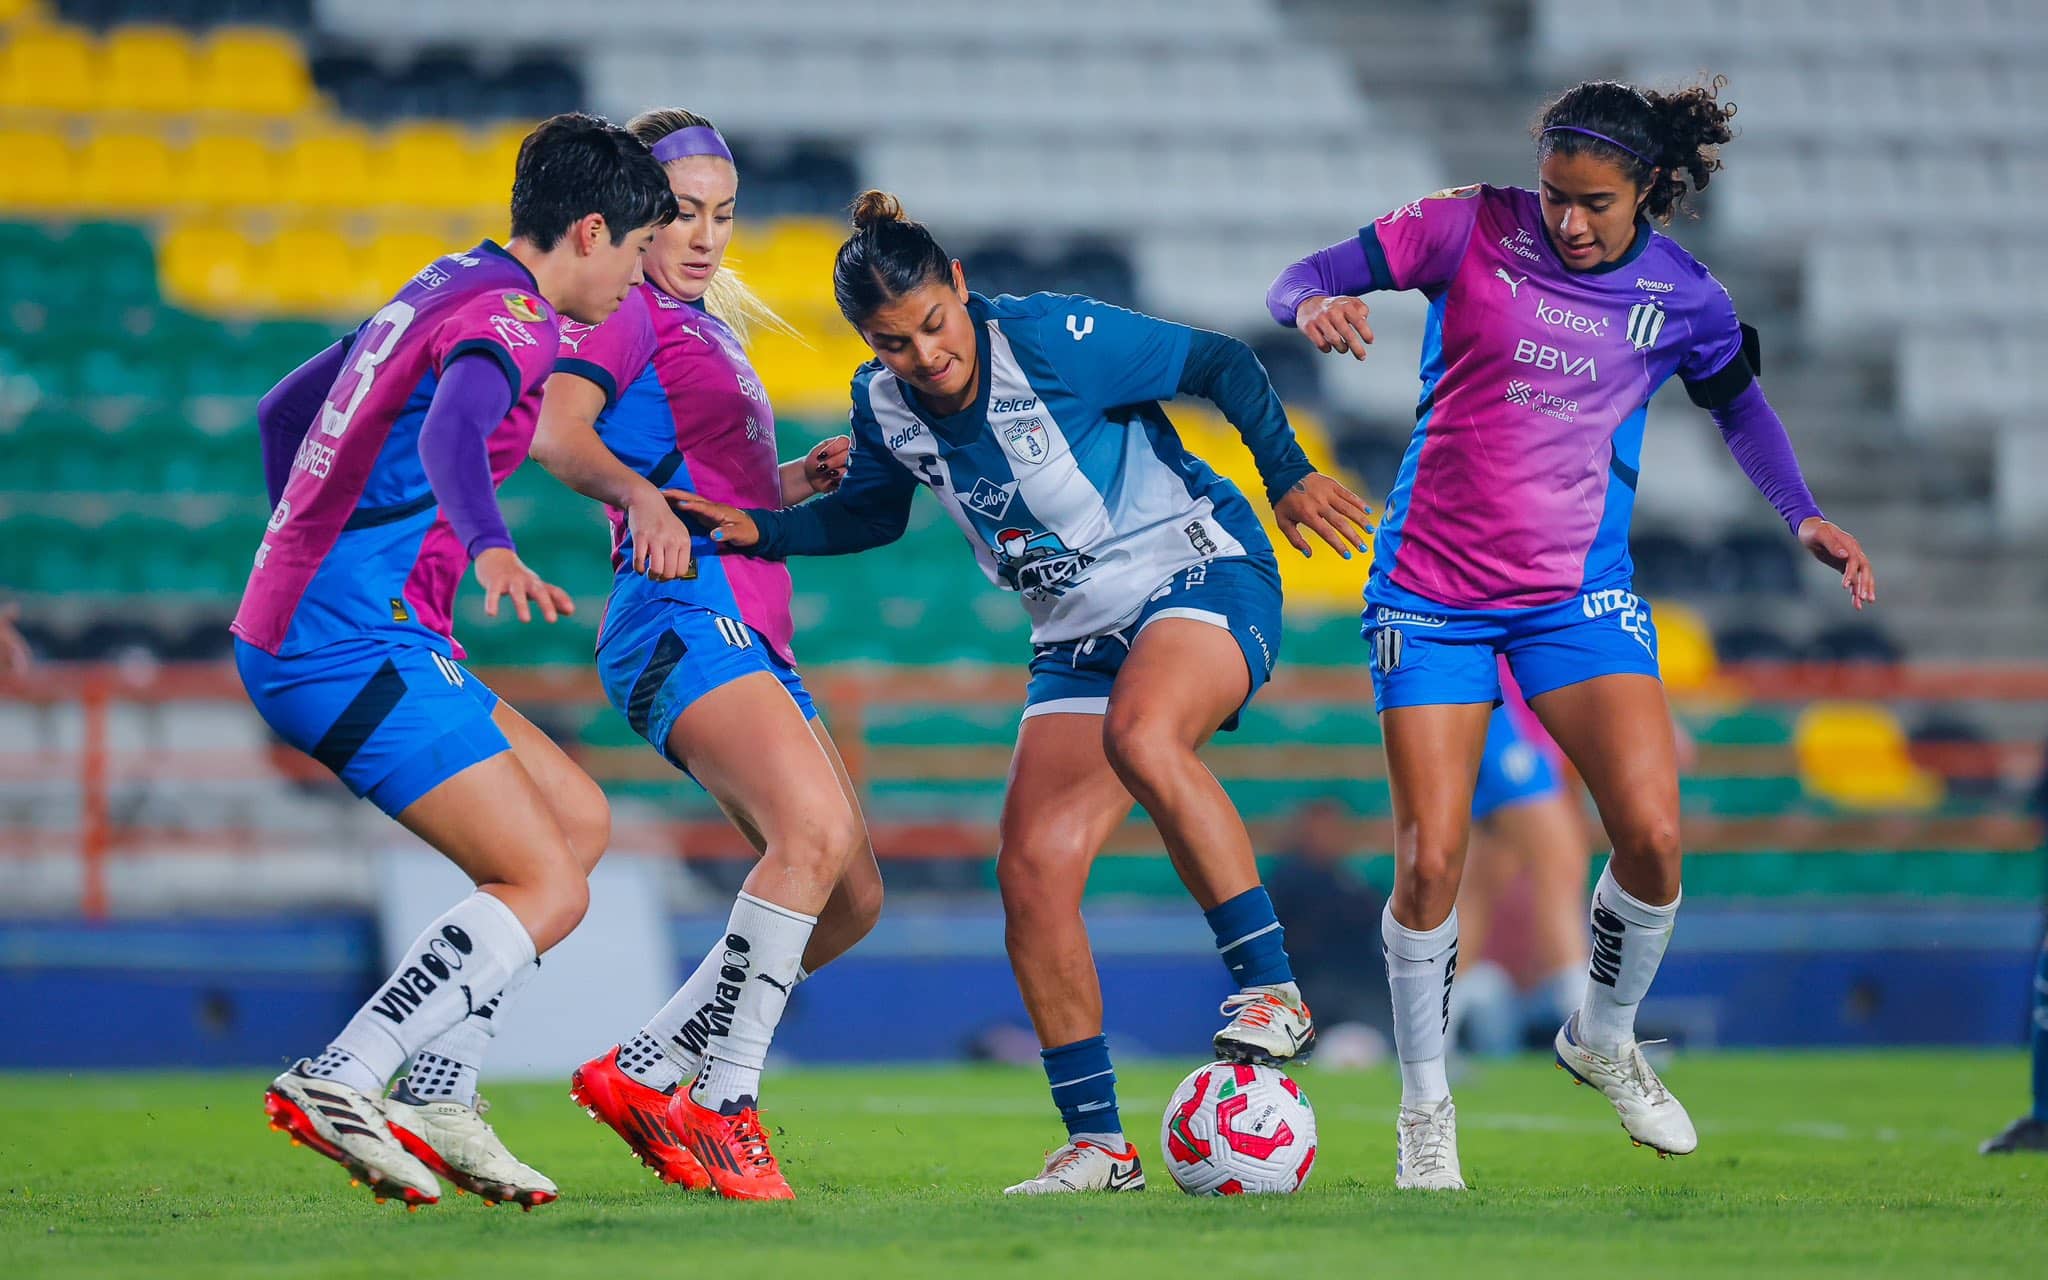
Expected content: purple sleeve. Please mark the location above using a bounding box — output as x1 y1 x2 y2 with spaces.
257 339 349 507
418 353 519 558
1711 382 1823 535
1266 237 1379 327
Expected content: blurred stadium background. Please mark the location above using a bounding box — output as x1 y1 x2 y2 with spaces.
1 0 2044 1072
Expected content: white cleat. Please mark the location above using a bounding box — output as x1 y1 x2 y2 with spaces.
1213 987 1315 1064
1395 1098 1467 1190
264 1062 441 1207
384 1089 560 1209
1002 1138 1147 1195
1554 1012 1698 1157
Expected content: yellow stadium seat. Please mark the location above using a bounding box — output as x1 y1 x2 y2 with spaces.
73 128 178 211
252 223 360 316
732 218 842 312
194 27 313 115
373 123 488 213
0 23 97 112
100 24 199 114
1169 401 1370 612
748 327 872 416
1649 599 1718 695
1794 701 1943 812
159 221 260 312
0 0 48 26
177 130 280 210
0 127 74 209
364 229 451 300
470 122 530 194
276 122 375 212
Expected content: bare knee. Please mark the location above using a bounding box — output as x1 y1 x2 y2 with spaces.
767 806 864 885
996 834 1086 923
1606 811 1682 902
840 872 884 941
514 853 590 951
556 787 612 874
1100 708 1187 795
1391 822 1465 930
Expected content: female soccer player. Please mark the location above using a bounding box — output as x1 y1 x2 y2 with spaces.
234 113 675 1210
530 109 879 1202
673 191 1373 1195
1268 78 1876 1188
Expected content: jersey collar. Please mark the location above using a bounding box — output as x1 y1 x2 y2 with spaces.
477 238 541 290
1540 215 1656 277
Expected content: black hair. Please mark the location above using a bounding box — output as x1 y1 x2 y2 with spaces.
833 190 953 326
509 112 677 250
1535 78 1736 223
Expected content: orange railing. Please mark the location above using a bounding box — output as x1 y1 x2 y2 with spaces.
3 661 2044 918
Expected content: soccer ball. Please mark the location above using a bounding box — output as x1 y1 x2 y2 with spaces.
1159 1061 1318 1195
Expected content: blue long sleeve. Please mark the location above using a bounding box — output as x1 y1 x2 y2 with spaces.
746 420 917 559
257 339 349 507
1176 328 1315 505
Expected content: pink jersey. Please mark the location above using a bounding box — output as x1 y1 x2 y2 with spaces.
231 242 560 658
556 283 795 663
1366 185 1745 611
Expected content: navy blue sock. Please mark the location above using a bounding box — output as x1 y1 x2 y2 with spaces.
2031 937 2048 1122
1041 1034 1121 1139
1204 885 1295 989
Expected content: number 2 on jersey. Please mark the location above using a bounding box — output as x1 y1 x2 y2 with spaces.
319 300 417 439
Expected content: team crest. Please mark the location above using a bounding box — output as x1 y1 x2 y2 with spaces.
1626 299 1667 351
502 292 545 323
1001 416 1051 465
992 527 1095 600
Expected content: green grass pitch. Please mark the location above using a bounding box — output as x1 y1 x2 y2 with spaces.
4 1053 2044 1278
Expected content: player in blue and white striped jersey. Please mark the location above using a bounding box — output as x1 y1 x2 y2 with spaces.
674 191 1373 1195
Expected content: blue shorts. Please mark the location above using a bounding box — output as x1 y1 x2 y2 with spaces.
1024 555 1282 733
596 600 817 770
1361 580 1660 713
1471 704 1562 821
234 637 508 817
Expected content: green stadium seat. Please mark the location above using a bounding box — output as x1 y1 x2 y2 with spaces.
58 222 158 304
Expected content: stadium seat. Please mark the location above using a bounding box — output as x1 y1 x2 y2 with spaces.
1806 624 1903 665
159 221 261 312
372 123 488 212
1794 701 1943 812
60 222 160 304
1649 600 1718 695
193 27 315 115
275 122 376 211
0 130 79 210
249 223 360 315
100 25 201 114
73 129 179 213
1713 625 1801 665
0 23 99 112
177 130 282 210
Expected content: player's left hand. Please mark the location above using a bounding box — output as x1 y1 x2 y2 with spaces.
1273 473 1374 560
802 436 850 495
1797 516 1876 610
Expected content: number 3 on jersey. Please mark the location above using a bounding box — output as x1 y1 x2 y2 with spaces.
319 299 417 439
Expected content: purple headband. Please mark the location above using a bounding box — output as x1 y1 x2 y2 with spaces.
651 125 733 165
1542 125 1655 170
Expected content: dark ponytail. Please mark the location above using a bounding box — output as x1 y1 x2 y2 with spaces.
833 189 953 326
1535 77 1736 223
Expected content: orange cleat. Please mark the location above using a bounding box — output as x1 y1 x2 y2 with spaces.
666 1089 794 1201
569 1047 711 1190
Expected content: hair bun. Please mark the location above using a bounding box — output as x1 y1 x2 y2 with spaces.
850 189 907 230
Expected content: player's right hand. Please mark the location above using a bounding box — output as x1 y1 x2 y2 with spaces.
1295 295 1374 360
475 546 575 623
664 490 759 549
626 487 695 581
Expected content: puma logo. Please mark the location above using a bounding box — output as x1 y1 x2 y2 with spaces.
1494 267 1526 297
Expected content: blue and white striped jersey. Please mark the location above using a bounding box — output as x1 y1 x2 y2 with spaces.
762 292 1287 645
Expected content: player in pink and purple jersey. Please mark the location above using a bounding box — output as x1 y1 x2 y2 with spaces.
232 114 676 1210
1268 78 1877 1187
529 108 873 1202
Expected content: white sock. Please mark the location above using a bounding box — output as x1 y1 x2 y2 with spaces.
687 891 815 1114
1382 901 1458 1107
632 932 817 1091
1578 862 1679 1055
1071 1130 1127 1149
304 891 536 1097
403 959 540 1105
